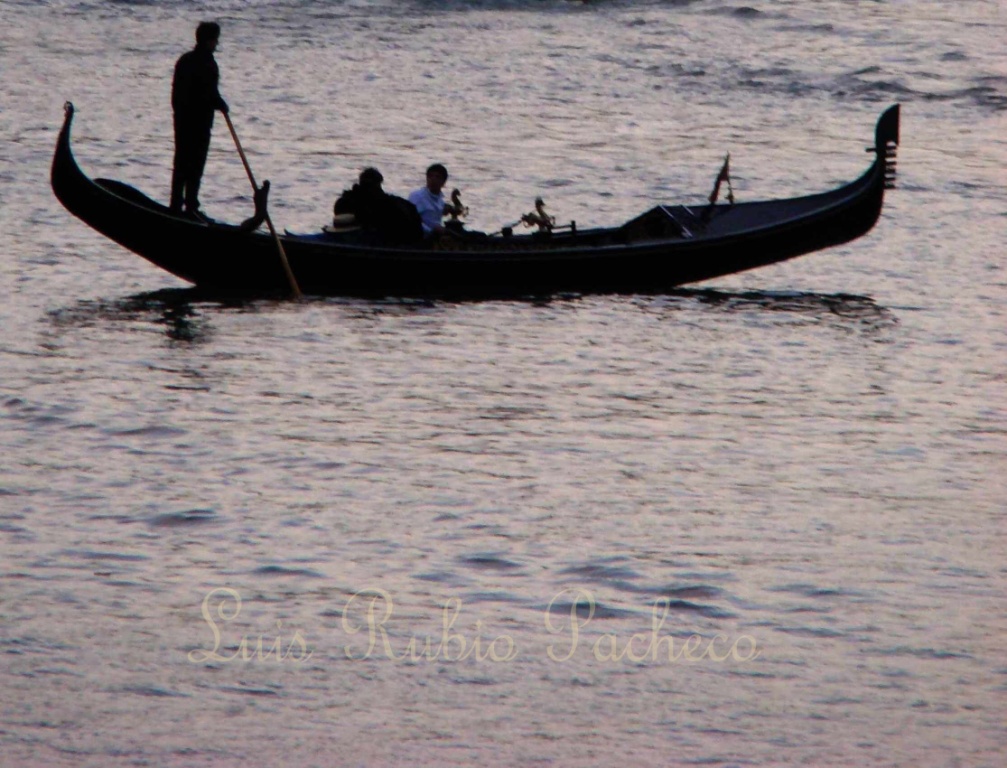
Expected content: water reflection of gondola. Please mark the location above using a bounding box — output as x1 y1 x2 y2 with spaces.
47 289 221 345
47 286 895 344
664 289 897 326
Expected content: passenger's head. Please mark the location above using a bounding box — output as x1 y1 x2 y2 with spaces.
195 22 221 49
425 163 448 194
359 167 384 190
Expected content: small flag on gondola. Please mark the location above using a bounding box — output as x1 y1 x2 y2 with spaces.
709 153 732 205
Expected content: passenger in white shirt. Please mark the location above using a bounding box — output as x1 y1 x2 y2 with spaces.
408 163 449 237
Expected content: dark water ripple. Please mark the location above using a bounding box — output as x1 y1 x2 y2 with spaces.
146 508 220 527
459 552 527 572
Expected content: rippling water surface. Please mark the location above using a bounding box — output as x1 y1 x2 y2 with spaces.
1 1 1005 766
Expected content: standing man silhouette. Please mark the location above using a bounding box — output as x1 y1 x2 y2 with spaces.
170 21 229 218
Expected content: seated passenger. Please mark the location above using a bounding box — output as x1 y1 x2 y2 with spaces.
333 167 423 245
407 163 449 238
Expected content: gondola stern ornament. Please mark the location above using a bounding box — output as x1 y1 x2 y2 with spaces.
51 102 80 212
867 104 900 188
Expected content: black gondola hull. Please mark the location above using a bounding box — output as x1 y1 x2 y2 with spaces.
51 104 899 297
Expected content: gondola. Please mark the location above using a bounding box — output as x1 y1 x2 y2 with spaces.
51 102 899 298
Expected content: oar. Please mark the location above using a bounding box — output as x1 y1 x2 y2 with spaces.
222 112 302 299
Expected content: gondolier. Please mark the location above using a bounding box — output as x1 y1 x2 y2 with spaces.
170 21 229 218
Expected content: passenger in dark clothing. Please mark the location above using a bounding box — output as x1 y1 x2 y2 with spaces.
170 22 229 215
333 168 424 245
333 167 385 222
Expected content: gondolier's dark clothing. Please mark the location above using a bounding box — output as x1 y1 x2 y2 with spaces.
170 47 227 212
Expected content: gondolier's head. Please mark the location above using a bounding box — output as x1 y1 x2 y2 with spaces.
195 22 221 48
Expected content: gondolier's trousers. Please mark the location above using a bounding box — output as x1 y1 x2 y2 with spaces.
170 114 213 213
